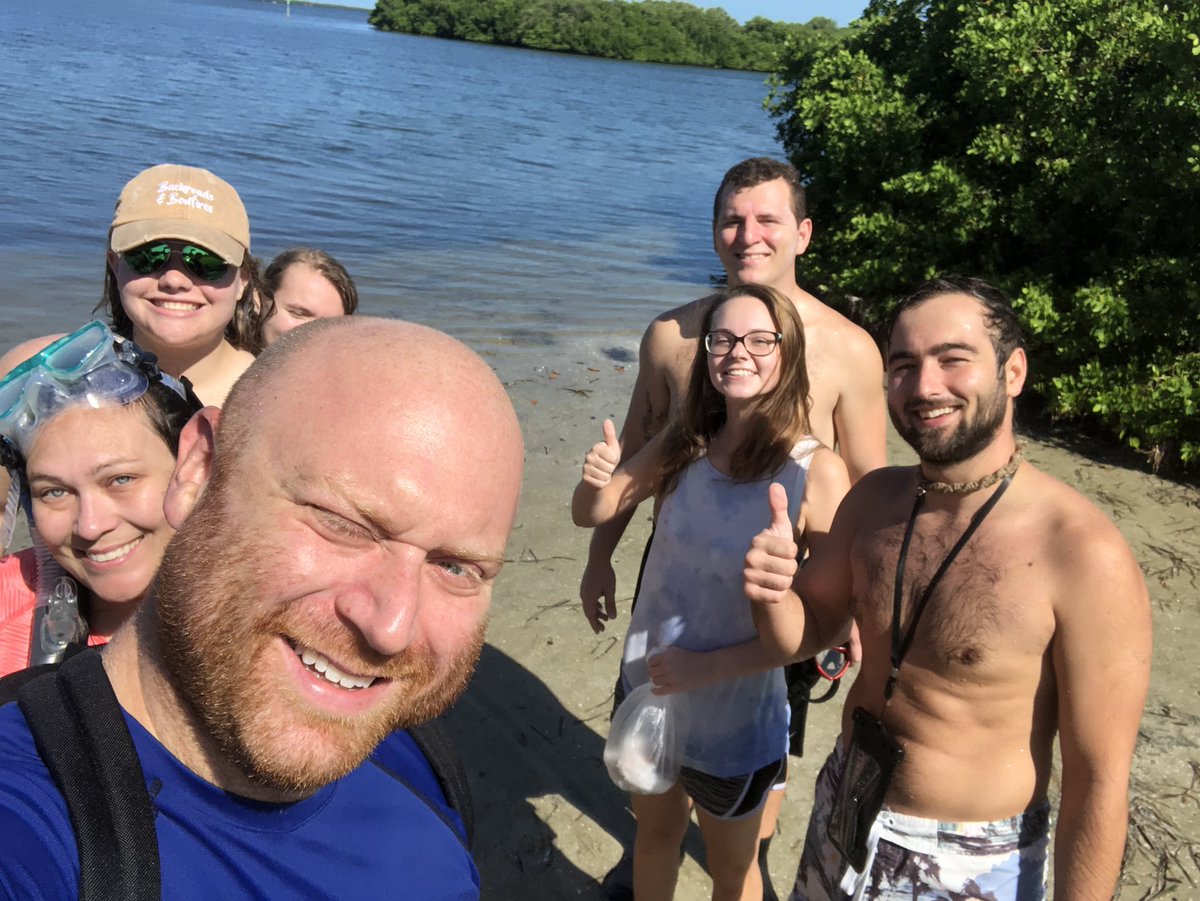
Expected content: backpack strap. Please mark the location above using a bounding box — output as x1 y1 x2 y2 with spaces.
3 653 474 885
407 718 475 849
0 643 87 706
16 649 160 901
0 662 59 706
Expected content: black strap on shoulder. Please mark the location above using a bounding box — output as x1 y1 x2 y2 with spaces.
0 662 59 706
407 718 475 849
0 643 87 706
16 649 160 901
3 655 476 884
886 475 1012 701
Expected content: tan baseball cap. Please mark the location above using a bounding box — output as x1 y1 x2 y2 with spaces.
109 164 250 265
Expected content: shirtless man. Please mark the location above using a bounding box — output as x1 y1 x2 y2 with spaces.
584 157 886 899
581 156 885 629
743 276 1151 900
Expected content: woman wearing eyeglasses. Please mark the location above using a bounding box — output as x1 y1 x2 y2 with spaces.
573 284 852 901
0 322 204 676
1 164 263 407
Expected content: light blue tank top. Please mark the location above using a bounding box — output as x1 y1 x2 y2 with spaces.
621 438 819 776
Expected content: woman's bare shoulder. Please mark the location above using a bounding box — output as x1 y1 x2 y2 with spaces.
0 334 65 378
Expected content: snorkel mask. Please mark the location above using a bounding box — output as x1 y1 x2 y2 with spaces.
0 321 198 663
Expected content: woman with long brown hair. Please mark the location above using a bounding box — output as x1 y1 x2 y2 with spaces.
573 284 851 901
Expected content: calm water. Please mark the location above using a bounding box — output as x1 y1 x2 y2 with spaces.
0 0 781 377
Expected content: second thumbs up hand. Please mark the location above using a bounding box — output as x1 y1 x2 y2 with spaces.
582 418 621 488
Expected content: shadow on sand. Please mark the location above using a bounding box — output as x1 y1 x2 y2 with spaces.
440 643 705 899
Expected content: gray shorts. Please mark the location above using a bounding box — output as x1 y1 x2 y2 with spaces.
791 742 1050 901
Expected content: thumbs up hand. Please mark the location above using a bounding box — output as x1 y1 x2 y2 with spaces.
744 482 799 605
581 419 621 488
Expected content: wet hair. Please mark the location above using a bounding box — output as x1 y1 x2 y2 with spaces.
20 374 202 628
654 284 812 497
12 373 203 474
130 375 205 458
887 275 1025 366
99 254 268 356
712 157 807 225
261 247 359 318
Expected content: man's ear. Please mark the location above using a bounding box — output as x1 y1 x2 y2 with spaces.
164 407 222 528
1004 346 1027 398
794 217 814 257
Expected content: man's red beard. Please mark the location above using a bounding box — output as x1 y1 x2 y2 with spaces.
153 468 485 795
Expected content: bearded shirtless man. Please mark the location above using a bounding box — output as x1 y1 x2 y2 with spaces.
744 276 1151 900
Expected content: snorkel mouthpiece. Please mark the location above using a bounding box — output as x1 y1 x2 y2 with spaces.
35 575 87 662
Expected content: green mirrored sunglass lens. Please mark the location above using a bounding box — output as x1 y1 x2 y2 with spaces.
181 246 229 280
125 243 172 275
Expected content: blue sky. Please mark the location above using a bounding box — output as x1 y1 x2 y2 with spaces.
337 0 869 25
702 0 867 24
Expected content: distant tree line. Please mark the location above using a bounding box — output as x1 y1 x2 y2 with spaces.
369 0 844 71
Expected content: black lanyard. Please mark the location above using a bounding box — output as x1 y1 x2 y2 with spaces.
885 475 1013 701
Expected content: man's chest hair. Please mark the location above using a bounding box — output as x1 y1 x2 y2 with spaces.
852 519 1044 669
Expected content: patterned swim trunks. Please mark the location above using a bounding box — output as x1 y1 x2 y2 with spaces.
791 742 1050 901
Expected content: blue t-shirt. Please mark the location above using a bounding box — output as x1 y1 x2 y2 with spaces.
0 701 479 899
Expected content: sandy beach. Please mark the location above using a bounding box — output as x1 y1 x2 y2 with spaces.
450 356 1200 900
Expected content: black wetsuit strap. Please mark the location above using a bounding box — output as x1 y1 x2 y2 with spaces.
886 475 1013 700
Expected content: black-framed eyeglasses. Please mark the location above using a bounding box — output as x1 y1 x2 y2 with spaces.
121 241 233 283
703 329 782 357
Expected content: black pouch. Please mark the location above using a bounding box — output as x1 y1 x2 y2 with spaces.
827 707 904 872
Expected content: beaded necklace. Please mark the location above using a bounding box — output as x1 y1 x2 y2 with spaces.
918 441 1024 496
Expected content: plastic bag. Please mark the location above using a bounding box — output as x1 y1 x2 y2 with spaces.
604 682 690 794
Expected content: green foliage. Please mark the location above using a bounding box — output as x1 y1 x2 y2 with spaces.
769 0 1200 468
369 0 844 71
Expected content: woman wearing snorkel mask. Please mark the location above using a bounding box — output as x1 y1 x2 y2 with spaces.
1 164 264 407
0 322 202 676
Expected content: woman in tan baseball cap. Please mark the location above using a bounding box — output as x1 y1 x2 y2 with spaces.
0 164 265 407
98 163 266 405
